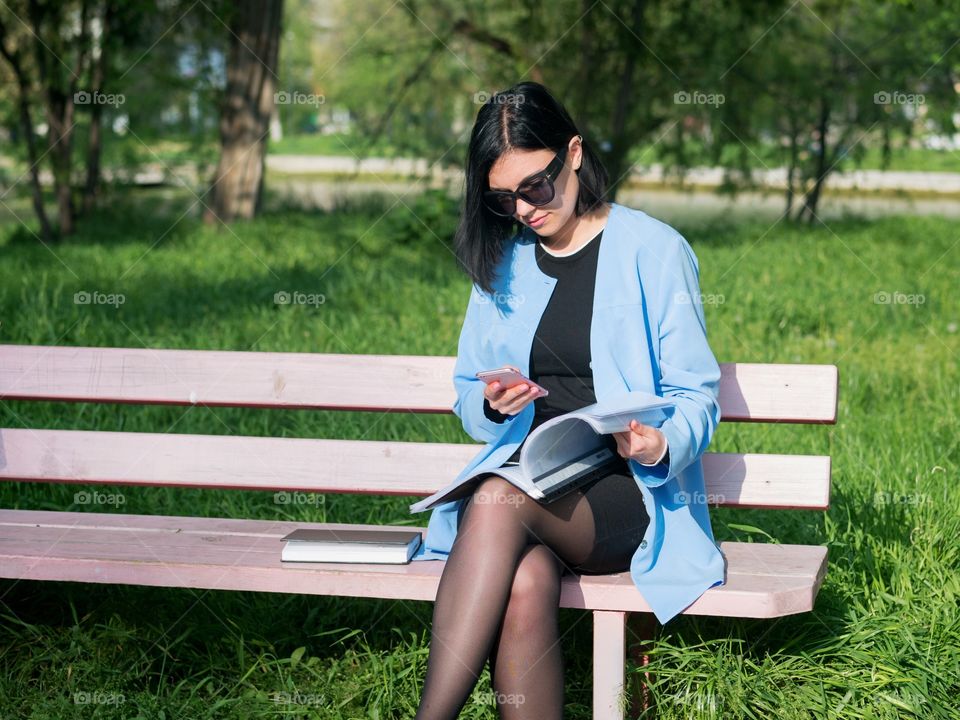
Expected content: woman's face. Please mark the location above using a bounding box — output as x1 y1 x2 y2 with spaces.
487 136 582 236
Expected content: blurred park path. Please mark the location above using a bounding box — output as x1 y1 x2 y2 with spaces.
264 155 960 195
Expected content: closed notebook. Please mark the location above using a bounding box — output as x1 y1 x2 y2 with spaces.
280 528 423 564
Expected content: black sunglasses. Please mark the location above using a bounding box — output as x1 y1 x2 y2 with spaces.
484 144 570 217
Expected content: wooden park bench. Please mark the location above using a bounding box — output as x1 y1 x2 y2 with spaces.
0 344 837 718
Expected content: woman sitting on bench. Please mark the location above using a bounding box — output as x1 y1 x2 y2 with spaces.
412 81 725 719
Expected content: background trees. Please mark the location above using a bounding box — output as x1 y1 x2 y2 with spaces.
1 0 957 239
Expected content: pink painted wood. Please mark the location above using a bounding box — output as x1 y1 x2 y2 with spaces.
0 428 832 509
0 510 829 619
0 344 838 423
594 611 629 719
0 343 838 720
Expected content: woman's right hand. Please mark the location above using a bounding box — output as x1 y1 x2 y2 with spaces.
482 365 544 416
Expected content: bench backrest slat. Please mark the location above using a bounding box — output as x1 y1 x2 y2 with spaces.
0 345 838 424
0 428 831 510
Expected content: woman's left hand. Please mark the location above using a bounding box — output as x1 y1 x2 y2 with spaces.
612 420 667 465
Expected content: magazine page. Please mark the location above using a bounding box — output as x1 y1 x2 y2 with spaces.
409 391 675 514
408 463 532 514
580 404 673 434
518 390 674 478
568 390 674 434
408 474 483 513
518 417 605 482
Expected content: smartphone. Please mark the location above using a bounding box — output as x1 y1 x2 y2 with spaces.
475 367 549 397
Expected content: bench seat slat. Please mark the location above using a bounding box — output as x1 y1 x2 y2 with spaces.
0 510 828 619
0 428 831 510
0 345 838 423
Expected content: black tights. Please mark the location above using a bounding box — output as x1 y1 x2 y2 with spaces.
414 470 648 719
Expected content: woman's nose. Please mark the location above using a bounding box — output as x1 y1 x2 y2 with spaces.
515 198 536 220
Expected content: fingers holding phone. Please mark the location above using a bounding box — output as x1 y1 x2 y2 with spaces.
485 379 540 415
476 365 547 416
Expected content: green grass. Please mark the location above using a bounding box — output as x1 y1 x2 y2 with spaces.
269 133 960 172
0 191 958 718
269 133 408 158
628 139 960 174
0 130 410 168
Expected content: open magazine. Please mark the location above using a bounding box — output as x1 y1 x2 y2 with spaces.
409 390 674 513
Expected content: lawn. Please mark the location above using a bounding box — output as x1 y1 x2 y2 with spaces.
627 140 960 175
0 190 958 718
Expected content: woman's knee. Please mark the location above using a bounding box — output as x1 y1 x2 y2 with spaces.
465 476 530 519
504 544 562 624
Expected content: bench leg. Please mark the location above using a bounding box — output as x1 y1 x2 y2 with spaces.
627 611 658 717
593 610 628 720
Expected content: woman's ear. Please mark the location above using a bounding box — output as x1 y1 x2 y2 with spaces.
572 134 584 171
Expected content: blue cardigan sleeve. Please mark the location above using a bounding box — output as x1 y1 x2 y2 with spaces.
451 285 519 444
630 233 722 486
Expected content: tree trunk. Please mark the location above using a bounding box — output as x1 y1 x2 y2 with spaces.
797 95 830 223
83 0 115 212
605 0 646 199
204 0 283 225
0 13 54 241
783 117 799 220
46 89 77 235
27 0 90 237
574 0 595 114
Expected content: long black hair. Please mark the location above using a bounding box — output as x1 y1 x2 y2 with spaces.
454 81 609 295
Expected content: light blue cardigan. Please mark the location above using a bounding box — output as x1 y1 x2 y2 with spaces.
410 202 726 624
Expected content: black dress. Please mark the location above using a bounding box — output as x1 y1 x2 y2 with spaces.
481 228 650 574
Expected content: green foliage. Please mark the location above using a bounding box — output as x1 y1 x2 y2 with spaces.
378 188 461 248
0 196 958 717
690 0 959 215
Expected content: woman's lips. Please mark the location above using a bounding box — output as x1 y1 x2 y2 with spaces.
528 215 547 228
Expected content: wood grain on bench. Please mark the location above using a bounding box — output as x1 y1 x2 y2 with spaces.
0 344 838 423
0 343 839 720
0 428 831 510
0 509 829 619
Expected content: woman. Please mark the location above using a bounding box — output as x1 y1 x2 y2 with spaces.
410 81 726 719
